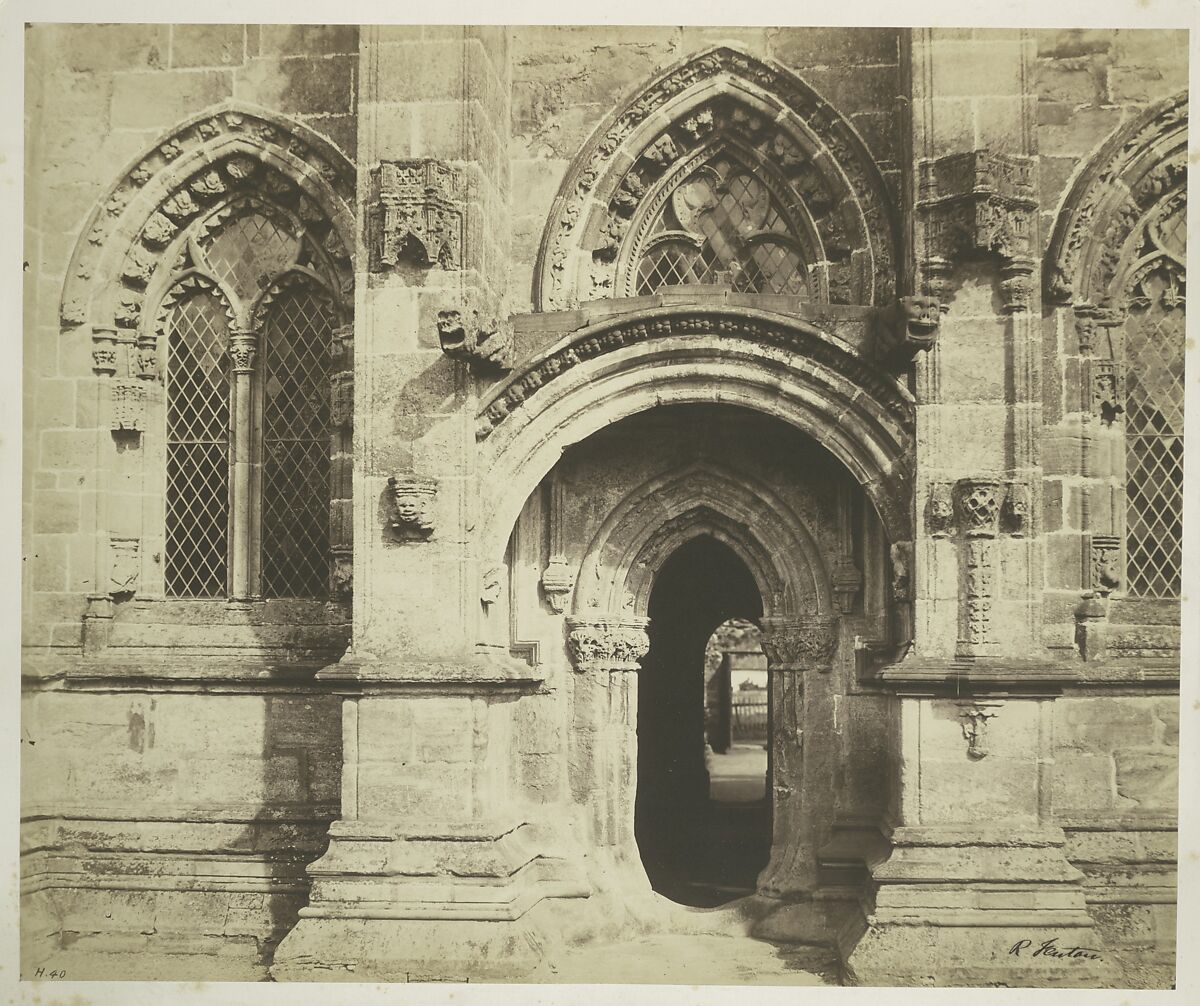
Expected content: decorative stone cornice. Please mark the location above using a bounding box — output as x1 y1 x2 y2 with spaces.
369 159 464 271
436 308 513 374
386 476 438 540
878 295 940 363
758 615 839 672
475 308 912 441
917 149 1038 312
564 615 650 673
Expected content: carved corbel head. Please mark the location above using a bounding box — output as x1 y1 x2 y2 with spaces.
436 307 514 375
879 295 940 363
387 475 437 540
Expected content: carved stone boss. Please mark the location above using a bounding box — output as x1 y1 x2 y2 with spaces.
917 150 1038 313
926 478 1031 658
565 616 651 674
370 160 464 271
387 476 437 540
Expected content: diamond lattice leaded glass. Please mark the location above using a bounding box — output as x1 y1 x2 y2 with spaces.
1125 272 1186 598
164 289 230 598
260 284 333 599
635 156 810 297
204 207 301 306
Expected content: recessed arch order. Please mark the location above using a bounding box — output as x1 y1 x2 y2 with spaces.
476 305 915 570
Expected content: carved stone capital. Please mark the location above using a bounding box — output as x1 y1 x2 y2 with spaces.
135 332 159 380
565 615 650 673
926 481 956 538
370 160 463 271
759 615 839 672
386 475 437 540
1002 481 1032 537
879 295 940 362
436 308 513 374
229 329 258 373
540 555 576 614
954 478 1005 539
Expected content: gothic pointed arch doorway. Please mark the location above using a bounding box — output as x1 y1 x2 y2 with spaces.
637 535 768 907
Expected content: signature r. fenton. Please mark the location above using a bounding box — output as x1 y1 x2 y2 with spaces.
1008 938 1103 961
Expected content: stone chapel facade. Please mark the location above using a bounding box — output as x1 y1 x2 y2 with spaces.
21 25 1186 987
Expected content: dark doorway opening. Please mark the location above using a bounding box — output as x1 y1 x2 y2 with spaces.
636 535 771 907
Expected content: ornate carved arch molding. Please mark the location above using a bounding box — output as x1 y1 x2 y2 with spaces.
1045 91 1186 310
60 103 356 339
572 461 835 620
476 307 915 594
533 46 899 311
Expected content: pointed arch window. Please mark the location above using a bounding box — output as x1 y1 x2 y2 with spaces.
159 194 346 600
632 154 813 299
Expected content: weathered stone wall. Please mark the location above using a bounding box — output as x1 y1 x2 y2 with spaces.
22 23 359 977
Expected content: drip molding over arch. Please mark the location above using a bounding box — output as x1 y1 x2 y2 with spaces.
1044 91 1186 308
571 461 834 621
533 45 899 312
478 306 914 572
60 102 357 334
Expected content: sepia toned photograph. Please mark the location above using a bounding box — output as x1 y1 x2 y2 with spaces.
14 12 1193 996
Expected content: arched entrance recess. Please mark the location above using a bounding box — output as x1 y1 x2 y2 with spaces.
560 450 843 901
477 305 915 582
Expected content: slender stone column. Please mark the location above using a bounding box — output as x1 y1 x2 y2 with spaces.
565 615 650 852
227 328 258 601
758 615 838 897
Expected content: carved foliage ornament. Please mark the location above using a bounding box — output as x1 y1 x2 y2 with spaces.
61 107 354 332
370 160 464 272
537 46 896 311
565 615 651 673
758 616 839 672
476 310 912 441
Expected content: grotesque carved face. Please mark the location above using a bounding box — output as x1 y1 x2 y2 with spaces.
395 493 423 523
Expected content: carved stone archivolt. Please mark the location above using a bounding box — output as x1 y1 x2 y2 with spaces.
758 615 839 672
534 46 898 311
61 105 355 337
436 308 513 374
1046 92 1186 308
387 476 438 540
564 615 651 673
369 160 464 271
475 308 912 442
917 149 1038 312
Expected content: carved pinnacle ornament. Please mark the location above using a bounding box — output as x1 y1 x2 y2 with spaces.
565 615 650 673
436 308 513 374
370 160 464 271
386 475 437 540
